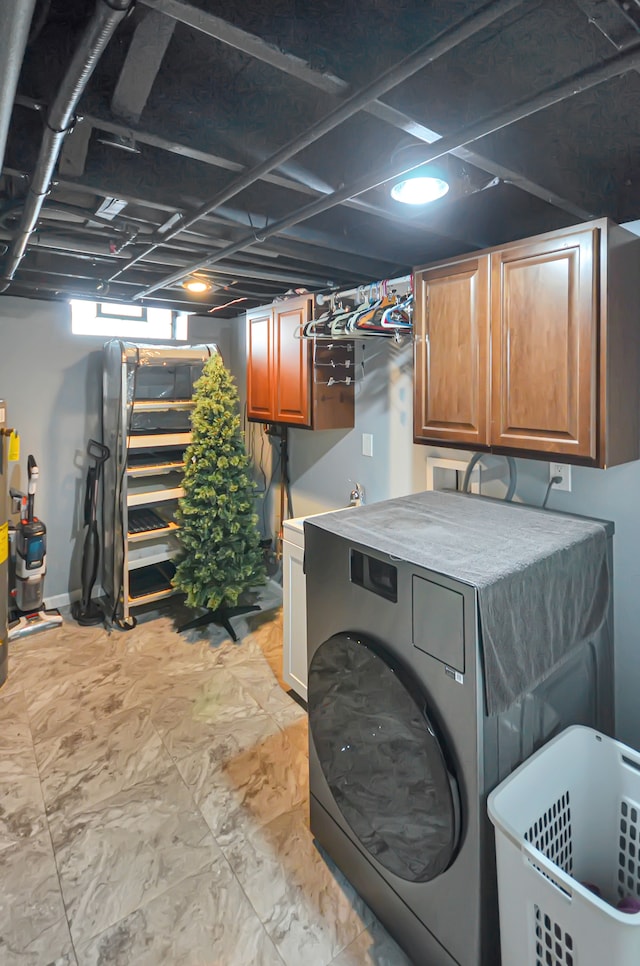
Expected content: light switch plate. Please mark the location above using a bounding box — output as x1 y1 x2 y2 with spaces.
362 433 373 457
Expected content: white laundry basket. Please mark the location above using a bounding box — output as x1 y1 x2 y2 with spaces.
488 726 640 966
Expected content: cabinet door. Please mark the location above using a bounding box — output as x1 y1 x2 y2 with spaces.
282 536 307 700
247 309 273 421
414 256 490 446
274 299 312 426
491 228 597 458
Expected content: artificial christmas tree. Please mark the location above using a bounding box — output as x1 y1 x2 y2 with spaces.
173 353 266 638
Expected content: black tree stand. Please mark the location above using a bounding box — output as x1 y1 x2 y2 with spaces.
178 603 260 641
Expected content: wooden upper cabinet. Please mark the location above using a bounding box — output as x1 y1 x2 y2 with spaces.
246 309 273 421
273 301 311 425
412 218 640 467
491 228 597 459
246 295 354 430
414 256 490 447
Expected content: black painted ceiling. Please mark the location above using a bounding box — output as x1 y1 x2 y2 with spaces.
1 0 639 314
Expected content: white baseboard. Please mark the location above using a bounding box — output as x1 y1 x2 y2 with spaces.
45 585 104 610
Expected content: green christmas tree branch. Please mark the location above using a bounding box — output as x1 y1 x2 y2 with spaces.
173 353 266 611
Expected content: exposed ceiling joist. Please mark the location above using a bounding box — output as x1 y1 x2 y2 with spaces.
135 41 640 298
5 276 216 311
3 0 640 312
0 230 341 287
22 93 454 251
11 252 303 301
58 118 93 178
574 0 640 49
15 94 320 197
1 181 387 294
78 109 486 248
444 146 594 220
13 98 477 251
7 256 334 326
140 0 592 221
255 236 400 280
112 9 176 124
110 0 523 282
0 162 433 280
0 0 138 292
85 114 319 198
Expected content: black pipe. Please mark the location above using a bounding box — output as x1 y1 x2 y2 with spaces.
0 0 135 292
135 42 640 300
109 0 524 282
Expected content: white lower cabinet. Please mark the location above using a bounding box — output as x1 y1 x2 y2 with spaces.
282 517 307 700
282 508 352 700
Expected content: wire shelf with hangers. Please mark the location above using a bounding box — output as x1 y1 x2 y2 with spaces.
296 274 414 344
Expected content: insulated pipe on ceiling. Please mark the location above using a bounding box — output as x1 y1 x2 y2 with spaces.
0 0 135 294
0 0 37 178
0 230 189 264
13 264 289 301
0 230 337 287
136 42 640 300
0 198 143 234
108 0 525 283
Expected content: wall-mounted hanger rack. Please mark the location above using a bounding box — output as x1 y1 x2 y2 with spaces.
300 272 414 342
316 375 353 387
317 273 412 307
314 358 353 368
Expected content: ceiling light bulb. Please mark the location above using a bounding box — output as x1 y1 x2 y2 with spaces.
390 176 449 205
183 278 210 294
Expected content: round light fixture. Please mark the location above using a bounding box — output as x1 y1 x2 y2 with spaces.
183 277 211 294
390 175 449 205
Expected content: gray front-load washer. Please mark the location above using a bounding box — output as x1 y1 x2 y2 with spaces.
304 493 613 966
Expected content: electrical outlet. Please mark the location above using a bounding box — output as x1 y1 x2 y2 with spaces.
362 433 373 457
549 462 572 492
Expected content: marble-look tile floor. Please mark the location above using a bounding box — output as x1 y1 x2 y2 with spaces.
0 597 413 966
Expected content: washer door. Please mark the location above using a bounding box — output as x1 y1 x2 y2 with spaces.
309 632 461 883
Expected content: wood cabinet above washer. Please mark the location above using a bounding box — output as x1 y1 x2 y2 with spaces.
413 219 640 467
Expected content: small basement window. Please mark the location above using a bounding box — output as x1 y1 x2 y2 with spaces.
70 300 188 340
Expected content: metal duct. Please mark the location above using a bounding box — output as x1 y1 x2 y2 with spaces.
109 0 525 282
0 0 37 177
136 42 640 299
0 0 135 293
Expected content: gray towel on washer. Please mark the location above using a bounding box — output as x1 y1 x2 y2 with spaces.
309 490 610 715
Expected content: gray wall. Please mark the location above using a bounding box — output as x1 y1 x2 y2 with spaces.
0 298 104 602
0 297 232 603
288 339 413 516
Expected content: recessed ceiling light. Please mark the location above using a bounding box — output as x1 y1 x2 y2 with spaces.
390 175 449 205
183 277 211 294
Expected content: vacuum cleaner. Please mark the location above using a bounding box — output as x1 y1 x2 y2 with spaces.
8 454 63 639
72 439 110 625
0 401 10 686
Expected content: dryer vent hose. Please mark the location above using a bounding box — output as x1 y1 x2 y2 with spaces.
462 453 517 501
